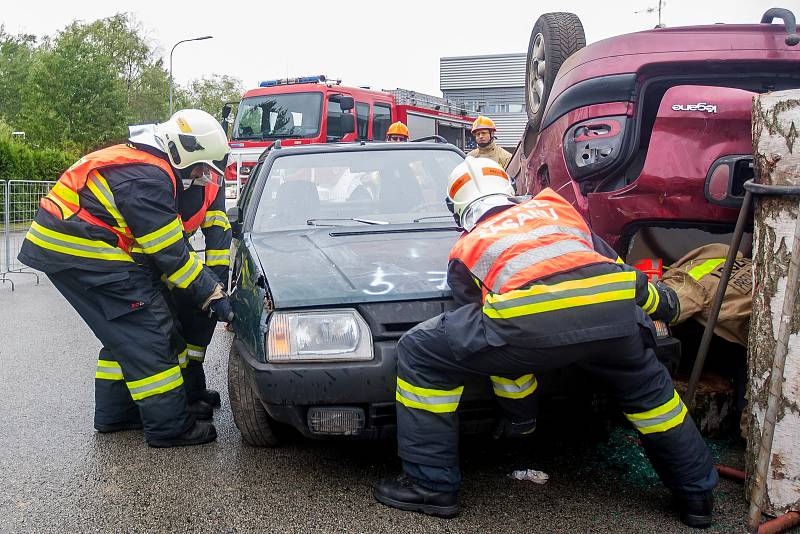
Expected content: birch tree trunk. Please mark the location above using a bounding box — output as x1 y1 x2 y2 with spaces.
746 89 800 516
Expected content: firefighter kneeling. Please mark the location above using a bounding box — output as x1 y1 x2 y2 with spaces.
373 157 718 528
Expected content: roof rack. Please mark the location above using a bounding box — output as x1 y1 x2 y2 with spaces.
388 88 470 116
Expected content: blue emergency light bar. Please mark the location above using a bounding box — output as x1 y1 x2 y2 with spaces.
259 75 329 87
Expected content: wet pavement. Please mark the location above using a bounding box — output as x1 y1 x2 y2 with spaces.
1 276 752 533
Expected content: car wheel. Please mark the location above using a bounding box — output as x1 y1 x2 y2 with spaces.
525 12 586 130
228 341 283 447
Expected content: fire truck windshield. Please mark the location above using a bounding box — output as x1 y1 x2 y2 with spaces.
234 92 323 140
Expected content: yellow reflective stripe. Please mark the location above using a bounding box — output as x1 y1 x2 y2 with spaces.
186 343 206 362
644 283 660 314
137 218 184 254
490 374 538 399
166 252 203 288
687 258 725 281
395 377 463 413
396 377 464 398
44 192 76 217
486 271 635 304
52 181 80 205
484 289 635 319
624 390 688 435
395 391 460 413
205 249 230 266
202 210 231 231
26 221 132 262
177 348 188 369
86 170 128 231
96 359 124 380
126 366 184 401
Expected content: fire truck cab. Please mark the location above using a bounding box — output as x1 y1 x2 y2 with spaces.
222 75 475 199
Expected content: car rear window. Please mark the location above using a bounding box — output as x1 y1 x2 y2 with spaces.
252 149 463 231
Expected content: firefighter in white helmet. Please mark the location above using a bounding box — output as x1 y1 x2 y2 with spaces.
18 109 232 448
374 156 717 528
467 116 512 168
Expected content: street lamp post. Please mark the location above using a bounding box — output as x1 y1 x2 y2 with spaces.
169 35 213 116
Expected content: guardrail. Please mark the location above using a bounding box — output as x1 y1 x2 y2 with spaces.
1 179 55 290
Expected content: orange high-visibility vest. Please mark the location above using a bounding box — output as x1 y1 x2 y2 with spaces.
40 144 177 253
449 188 614 296
181 180 220 233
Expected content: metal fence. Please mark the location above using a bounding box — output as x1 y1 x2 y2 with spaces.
1 180 55 290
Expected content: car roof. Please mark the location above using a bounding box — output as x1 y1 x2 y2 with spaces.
257 141 465 162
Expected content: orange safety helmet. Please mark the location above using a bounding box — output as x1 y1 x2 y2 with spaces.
471 115 497 134
386 121 410 140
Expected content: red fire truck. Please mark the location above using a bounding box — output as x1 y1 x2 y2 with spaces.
220 75 476 198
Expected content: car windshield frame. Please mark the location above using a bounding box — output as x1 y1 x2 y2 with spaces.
232 91 324 140
245 146 464 233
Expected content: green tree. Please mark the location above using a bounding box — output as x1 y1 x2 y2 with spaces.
181 74 244 118
0 28 38 127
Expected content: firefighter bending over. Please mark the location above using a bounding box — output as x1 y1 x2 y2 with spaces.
373 157 717 528
18 109 234 448
467 116 511 168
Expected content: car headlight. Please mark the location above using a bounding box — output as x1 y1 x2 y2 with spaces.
266 309 373 363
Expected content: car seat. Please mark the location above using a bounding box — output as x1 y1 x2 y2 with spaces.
275 180 320 225
378 168 423 213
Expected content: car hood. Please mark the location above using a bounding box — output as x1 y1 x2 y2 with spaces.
248 225 461 308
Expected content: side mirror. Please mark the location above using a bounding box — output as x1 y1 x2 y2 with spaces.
227 206 243 238
340 113 356 136
338 95 355 111
221 104 232 136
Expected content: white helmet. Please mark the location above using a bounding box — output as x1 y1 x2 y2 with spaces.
446 156 514 229
156 109 230 174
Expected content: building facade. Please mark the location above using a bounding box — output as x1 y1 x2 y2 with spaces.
440 53 527 151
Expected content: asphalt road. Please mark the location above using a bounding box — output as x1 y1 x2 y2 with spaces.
1 275 754 533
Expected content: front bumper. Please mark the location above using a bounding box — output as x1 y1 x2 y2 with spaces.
234 338 495 439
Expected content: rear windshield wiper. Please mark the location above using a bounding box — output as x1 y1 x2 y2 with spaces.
307 217 388 226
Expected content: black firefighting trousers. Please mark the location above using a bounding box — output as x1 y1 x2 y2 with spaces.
48 268 193 440
166 289 217 403
396 304 718 497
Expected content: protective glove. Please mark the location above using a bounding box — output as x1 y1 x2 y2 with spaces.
492 416 537 440
208 295 234 323
655 282 681 324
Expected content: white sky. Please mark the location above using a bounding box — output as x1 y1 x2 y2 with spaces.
1 0 789 97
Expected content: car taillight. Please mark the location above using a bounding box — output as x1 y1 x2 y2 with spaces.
563 115 627 181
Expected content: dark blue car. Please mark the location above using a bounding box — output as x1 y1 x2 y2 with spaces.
225 142 503 445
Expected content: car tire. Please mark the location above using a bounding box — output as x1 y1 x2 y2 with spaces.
525 12 586 130
228 341 283 447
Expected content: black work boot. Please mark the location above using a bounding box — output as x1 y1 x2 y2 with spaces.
200 388 221 408
677 493 713 529
94 420 143 433
189 400 213 420
373 474 459 518
147 421 217 448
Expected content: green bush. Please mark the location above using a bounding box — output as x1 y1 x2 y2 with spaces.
0 137 77 223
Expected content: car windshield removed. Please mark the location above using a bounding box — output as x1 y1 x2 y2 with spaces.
234 92 323 140
252 149 463 231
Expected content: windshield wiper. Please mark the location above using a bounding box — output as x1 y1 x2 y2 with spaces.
307 217 388 226
412 215 456 223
